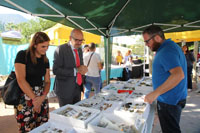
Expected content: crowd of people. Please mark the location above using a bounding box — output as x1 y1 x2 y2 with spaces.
12 25 199 132
13 29 104 132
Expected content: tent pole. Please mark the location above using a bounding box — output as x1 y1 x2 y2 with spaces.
104 36 113 85
193 41 199 83
143 43 146 77
148 47 153 77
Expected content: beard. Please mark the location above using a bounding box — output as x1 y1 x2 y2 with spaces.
151 40 161 52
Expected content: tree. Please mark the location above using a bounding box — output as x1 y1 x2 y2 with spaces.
5 22 17 31
0 21 5 32
121 44 127 47
15 18 56 43
113 43 119 46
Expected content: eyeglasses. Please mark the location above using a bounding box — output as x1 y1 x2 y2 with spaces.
71 36 85 43
144 34 156 44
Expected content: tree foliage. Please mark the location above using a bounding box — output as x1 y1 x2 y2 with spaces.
129 44 145 56
5 22 17 31
4 18 56 44
0 21 5 32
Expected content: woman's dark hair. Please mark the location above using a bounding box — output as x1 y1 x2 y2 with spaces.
27 32 50 64
143 25 165 40
184 45 190 53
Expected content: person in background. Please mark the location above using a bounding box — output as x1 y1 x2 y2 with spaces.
124 50 132 64
83 43 103 99
53 29 88 107
143 25 187 133
116 50 123 65
133 56 142 64
125 56 133 80
197 53 200 61
99 62 103 90
14 32 50 132
182 45 195 92
83 44 89 57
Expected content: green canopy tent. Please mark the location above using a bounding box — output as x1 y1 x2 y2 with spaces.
1 0 200 84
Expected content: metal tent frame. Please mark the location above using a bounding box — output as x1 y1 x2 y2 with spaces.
1 0 200 83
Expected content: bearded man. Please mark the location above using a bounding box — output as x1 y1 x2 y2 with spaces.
142 25 187 133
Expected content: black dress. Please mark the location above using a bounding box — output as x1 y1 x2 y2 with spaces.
14 50 49 132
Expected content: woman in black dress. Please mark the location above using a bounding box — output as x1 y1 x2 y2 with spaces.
14 32 50 132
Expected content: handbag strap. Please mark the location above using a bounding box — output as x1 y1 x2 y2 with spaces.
87 52 94 67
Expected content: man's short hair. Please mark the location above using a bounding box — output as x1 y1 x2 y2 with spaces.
89 43 96 50
143 25 165 40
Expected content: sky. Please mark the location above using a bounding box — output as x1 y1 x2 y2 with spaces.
0 6 34 20
113 35 142 45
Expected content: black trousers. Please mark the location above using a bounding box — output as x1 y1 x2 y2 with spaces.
57 84 81 107
187 66 193 89
157 99 186 133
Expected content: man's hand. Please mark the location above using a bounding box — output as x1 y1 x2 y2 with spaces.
77 65 88 75
144 91 159 104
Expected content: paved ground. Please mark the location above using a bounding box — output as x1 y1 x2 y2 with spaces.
0 85 200 133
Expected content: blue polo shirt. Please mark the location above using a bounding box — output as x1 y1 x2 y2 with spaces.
152 39 187 105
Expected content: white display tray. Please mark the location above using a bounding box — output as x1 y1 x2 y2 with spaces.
73 128 92 133
127 79 141 84
87 113 145 133
124 82 136 89
75 97 103 109
128 95 145 103
30 120 75 133
105 92 129 102
102 84 119 92
95 101 122 114
110 82 125 89
90 91 111 101
114 99 150 120
50 104 100 129
134 87 153 94
137 78 152 87
128 90 146 100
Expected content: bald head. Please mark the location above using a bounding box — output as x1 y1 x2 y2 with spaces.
70 29 84 49
70 29 83 37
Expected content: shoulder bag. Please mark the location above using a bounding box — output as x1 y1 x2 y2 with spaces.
1 71 22 105
1 51 27 105
82 52 94 84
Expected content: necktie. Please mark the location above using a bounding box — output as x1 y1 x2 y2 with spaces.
74 49 82 85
